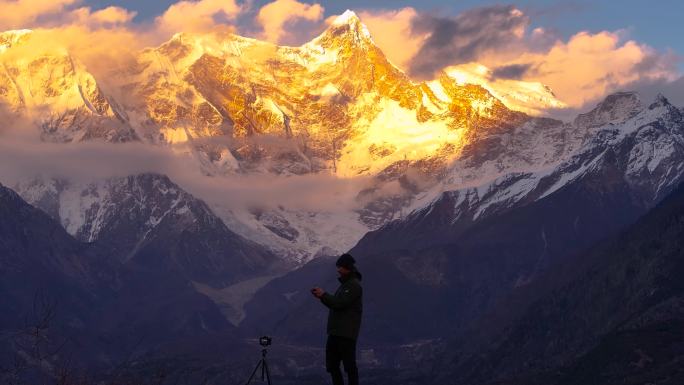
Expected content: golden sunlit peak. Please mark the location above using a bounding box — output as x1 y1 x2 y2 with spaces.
0 29 32 52
446 64 489 84
441 63 567 115
333 10 361 26
0 29 32 37
326 9 373 42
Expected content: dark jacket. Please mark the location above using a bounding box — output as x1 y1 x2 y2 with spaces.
320 270 363 340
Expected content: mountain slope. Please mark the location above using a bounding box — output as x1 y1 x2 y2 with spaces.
0 182 236 377
442 181 684 385
0 183 93 330
0 30 135 143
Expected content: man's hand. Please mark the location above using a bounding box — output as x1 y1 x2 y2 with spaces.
311 287 325 298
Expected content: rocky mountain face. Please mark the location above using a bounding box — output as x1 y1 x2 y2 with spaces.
18 173 281 287
96 10 535 177
0 32 135 142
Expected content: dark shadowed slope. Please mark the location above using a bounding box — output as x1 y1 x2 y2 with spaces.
441 181 684 385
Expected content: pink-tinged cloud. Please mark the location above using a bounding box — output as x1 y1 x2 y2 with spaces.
256 0 324 44
357 7 426 71
68 6 137 27
407 5 530 79
0 0 79 29
494 31 679 107
155 0 243 35
0 0 136 31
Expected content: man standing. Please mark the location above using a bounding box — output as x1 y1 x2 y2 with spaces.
311 253 363 385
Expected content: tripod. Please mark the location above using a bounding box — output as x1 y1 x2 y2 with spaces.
244 348 272 385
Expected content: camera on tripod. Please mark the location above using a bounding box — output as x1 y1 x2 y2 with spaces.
245 336 273 384
259 336 272 347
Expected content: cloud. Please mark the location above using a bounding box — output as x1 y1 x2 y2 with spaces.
625 75 684 108
357 7 425 70
69 6 137 27
155 0 243 35
0 0 138 31
0 104 374 214
408 5 529 79
0 0 143 72
255 0 324 44
508 31 678 107
0 0 79 30
491 63 533 80
1 26 148 84
0 134 371 215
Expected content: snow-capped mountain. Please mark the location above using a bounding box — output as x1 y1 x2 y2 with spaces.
0 11 557 263
18 174 282 287
385 91 684 245
1 11 679 268
0 31 135 142
0 29 30 52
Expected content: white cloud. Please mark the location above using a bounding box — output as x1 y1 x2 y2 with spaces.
256 0 324 44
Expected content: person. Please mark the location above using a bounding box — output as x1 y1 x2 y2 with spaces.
311 253 363 385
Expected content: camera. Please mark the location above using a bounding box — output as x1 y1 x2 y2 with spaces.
259 336 272 347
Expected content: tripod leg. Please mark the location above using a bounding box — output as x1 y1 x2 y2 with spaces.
245 360 262 385
261 358 265 381
263 359 273 385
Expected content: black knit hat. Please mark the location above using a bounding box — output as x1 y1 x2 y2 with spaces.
336 253 356 269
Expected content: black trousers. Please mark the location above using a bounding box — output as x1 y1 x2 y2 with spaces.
325 335 359 385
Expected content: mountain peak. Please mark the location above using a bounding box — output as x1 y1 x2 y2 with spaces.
333 10 361 26
310 9 373 47
649 93 671 109
0 29 32 52
0 29 32 38
574 91 643 128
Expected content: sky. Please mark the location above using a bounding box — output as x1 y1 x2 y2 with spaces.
85 0 683 69
0 0 682 109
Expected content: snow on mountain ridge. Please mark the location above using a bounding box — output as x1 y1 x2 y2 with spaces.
19 174 197 243
0 29 31 53
401 93 684 228
0 45 137 142
329 9 373 43
441 63 567 115
574 91 643 128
